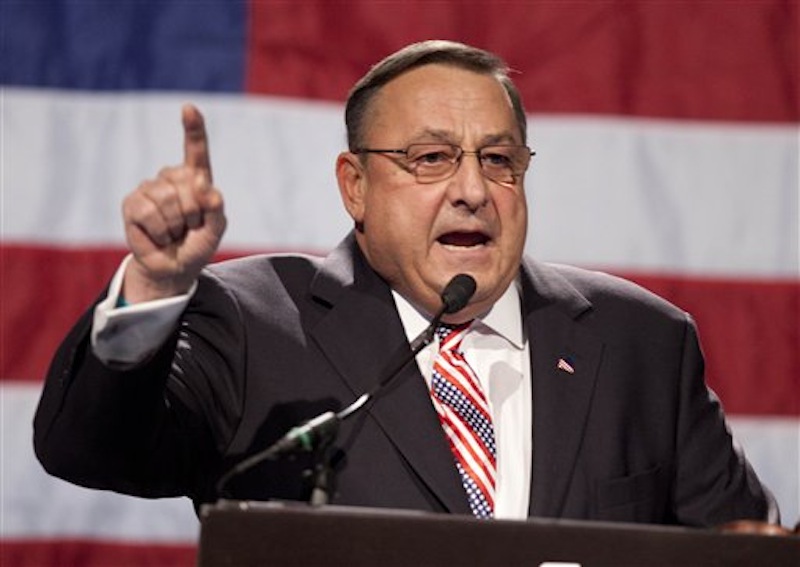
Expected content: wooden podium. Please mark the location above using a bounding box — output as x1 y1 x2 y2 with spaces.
198 500 798 566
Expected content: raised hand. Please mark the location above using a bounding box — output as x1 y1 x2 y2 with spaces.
121 104 226 302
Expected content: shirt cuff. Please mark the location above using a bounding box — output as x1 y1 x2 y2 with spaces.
91 255 197 366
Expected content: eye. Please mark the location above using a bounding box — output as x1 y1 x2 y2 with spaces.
407 145 456 167
418 151 449 164
481 149 514 168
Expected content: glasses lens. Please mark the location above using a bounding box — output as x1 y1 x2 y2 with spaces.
405 144 459 182
479 146 531 184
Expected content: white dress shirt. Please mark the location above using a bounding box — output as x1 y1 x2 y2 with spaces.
393 284 532 520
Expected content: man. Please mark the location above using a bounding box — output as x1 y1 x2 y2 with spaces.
34 40 777 525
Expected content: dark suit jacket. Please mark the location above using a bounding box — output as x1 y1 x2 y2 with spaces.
34 233 777 526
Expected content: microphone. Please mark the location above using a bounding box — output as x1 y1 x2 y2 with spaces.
441 273 477 314
214 273 477 497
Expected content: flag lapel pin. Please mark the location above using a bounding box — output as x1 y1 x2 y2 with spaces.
556 357 575 374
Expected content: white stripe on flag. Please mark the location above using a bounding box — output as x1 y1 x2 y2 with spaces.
3 389 797 539
527 115 799 277
4 88 797 278
728 416 800 527
1 382 198 541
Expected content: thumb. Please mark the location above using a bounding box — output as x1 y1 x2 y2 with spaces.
199 187 227 240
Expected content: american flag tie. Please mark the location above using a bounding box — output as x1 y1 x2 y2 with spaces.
430 323 497 519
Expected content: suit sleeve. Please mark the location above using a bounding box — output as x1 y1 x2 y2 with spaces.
33 272 247 504
671 314 780 526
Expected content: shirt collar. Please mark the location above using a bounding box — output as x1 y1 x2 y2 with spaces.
392 279 524 349
475 280 525 349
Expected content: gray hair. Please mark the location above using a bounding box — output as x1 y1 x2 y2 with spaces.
345 40 527 150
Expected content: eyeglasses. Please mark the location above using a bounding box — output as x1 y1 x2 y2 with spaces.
353 143 535 187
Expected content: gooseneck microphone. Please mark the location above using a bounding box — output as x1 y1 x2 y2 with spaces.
214 273 477 498
440 273 477 315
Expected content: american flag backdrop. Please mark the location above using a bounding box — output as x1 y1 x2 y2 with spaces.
2 1 798 565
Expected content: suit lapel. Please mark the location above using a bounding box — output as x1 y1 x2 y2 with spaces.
308 235 470 514
521 260 604 518
307 237 604 517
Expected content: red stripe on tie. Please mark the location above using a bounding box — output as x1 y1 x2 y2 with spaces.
438 350 493 421
436 406 496 502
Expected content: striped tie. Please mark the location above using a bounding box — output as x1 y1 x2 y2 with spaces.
430 323 497 519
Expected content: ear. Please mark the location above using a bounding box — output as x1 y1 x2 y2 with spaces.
336 151 367 227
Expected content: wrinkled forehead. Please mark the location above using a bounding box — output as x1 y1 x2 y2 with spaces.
364 64 520 143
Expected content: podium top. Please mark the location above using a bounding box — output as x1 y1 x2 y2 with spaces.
199 500 799 567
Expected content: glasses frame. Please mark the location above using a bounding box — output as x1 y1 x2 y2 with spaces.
353 143 535 188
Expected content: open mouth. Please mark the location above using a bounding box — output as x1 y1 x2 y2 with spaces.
437 231 490 248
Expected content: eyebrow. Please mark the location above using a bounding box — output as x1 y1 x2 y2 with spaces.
407 128 520 146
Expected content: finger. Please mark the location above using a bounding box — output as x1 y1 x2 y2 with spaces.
123 182 175 248
182 103 213 184
155 166 225 241
158 166 205 231
180 174 205 230
197 185 227 240
147 173 194 242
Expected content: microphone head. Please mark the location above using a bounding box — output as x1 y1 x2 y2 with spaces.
440 274 477 314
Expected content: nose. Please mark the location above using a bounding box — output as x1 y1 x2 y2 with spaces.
447 151 489 211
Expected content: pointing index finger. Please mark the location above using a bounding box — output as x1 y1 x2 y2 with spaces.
182 103 213 183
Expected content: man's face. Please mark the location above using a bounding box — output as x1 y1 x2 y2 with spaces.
337 63 528 322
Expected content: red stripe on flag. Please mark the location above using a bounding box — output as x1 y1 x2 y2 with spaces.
619 272 800 418
0 245 246 382
2 245 797 416
247 0 798 122
1 245 126 381
1 539 195 567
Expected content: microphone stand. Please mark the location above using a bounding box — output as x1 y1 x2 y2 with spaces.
214 274 476 505
216 321 439 505
301 391 372 506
